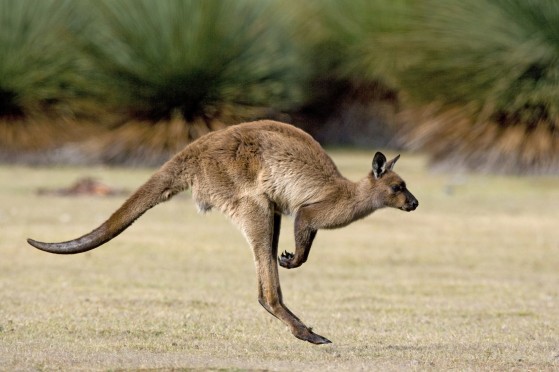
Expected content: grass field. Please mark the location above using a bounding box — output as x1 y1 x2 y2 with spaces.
1 150 558 371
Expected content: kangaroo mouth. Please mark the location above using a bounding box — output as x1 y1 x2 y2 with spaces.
400 204 418 212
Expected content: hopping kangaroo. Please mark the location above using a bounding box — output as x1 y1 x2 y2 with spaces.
28 120 418 344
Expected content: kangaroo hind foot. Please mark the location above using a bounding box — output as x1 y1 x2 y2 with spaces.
291 324 331 344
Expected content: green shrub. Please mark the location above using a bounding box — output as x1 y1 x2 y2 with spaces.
297 0 411 85
0 0 95 152
287 0 412 146
79 0 303 165
395 0 559 174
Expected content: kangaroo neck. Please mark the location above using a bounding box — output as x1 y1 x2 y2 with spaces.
318 177 383 230
351 177 384 220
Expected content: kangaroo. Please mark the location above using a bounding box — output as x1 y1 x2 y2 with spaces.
27 120 418 344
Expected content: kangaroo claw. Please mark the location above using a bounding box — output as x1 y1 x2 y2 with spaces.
281 250 294 259
278 251 297 268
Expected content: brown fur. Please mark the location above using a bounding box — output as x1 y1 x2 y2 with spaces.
27 120 418 344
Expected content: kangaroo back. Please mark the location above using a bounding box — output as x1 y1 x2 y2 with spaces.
27 164 186 254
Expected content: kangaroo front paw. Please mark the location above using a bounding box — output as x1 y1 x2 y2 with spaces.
278 250 300 269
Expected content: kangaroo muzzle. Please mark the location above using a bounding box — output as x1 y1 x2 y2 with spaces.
403 191 419 212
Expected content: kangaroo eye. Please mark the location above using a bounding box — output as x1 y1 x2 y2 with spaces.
391 185 401 192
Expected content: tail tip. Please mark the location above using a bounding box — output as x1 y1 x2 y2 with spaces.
26 236 96 255
27 238 42 249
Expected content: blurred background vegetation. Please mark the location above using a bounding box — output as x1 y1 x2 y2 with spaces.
0 0 557 173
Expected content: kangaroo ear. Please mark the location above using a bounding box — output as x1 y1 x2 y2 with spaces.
372 152 387 179
386 154 400 171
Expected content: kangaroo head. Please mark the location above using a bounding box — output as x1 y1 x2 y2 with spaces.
371 152 418 212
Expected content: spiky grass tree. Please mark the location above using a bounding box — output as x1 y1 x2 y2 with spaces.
395 0 559 174
299 0 411 85
0 0 97 156
81 0 303 165
290 0 412 146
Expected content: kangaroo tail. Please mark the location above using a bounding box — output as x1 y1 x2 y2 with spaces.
27 165 187 255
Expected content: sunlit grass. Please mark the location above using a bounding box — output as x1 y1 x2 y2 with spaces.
1 151 558 370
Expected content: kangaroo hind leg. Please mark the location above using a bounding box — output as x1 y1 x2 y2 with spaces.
232 198 331 344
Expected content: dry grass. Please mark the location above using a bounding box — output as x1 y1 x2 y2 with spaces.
1 151 558 371
397 104 559 175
